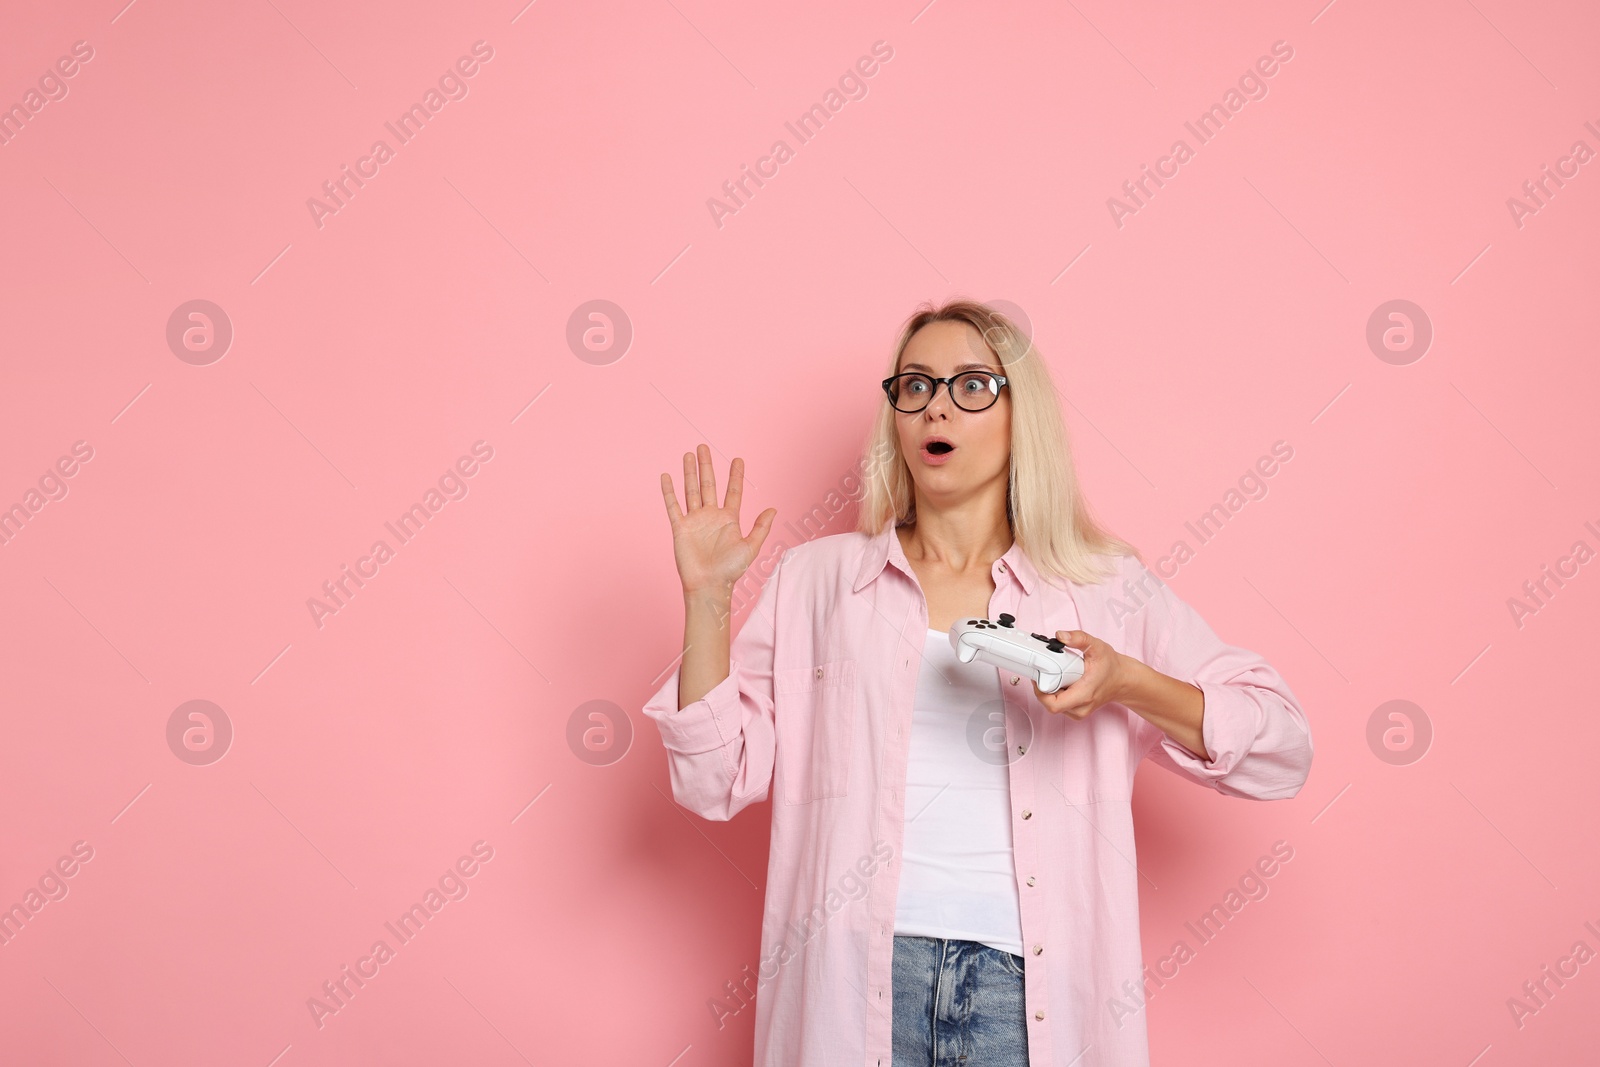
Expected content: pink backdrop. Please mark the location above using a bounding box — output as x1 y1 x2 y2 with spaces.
2 0 1597 1063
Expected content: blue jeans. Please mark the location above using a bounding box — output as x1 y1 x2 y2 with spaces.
891 935 1030 1066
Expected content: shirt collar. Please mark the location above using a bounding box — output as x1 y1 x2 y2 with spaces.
852 522 1039 596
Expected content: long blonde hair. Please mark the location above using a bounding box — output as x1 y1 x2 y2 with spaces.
856 298 1140 587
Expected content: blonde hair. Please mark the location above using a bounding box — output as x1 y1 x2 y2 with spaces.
856 298 1140 587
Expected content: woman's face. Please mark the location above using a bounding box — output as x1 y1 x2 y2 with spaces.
892 319 1013 511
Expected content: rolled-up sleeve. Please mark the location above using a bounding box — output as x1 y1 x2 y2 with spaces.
1130 561 1313 801
641 551 785 821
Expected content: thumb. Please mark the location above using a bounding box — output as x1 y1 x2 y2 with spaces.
1055 629 1090 649
745 507 777 554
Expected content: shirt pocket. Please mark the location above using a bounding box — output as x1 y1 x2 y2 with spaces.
773 658 857 805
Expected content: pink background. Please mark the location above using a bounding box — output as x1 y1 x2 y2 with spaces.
2 0 1597 1063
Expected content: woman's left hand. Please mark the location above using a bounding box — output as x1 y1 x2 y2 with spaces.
1033 630 1139 719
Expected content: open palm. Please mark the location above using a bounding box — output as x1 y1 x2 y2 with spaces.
660 444 777 594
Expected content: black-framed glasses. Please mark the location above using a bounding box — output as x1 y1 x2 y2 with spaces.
881 371 1009 413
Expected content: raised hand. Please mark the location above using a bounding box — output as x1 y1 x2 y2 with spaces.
660 444 776 595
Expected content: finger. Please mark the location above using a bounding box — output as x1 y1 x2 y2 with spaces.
1048 694 1086 719
698 444 717 510
1055 629 1092 648
725 456 745 516
746 506 777 554
1034 679 1068 704
1042 693 1086 717
660 472 683 527
683 450 701 509
1037 678 1087 711
1052 681 1086 704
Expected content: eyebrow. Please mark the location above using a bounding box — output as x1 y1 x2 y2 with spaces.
900 362 996 373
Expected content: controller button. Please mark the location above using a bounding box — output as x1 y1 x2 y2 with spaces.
998 613 1015 627
1046 640 1066 653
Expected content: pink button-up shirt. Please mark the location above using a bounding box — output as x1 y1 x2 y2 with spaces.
643 521 1313 1067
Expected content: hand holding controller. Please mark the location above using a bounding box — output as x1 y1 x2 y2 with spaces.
948 613 1086 694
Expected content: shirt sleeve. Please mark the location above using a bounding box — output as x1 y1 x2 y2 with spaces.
640 550 785 821
1127 559 1314 801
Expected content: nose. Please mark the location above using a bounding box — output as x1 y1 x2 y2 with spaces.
922 381 956 416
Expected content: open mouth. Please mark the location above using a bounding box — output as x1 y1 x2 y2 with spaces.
925 441 955 455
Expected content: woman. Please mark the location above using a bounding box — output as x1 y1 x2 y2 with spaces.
645 299 1313 1067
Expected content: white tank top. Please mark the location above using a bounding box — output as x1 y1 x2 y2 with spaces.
891 627 1025 957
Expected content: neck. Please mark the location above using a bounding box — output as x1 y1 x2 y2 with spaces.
897 510 1011 573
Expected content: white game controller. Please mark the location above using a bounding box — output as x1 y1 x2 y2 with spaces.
948 613 1085 694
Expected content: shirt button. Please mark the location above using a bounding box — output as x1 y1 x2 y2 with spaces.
1017 745 1027 755
1026 876 1036 887
815 667 824 678
1021 810 1032 819
1034 1010 1045 1021
1010 676 1020 685
999 562 1007 572
1033 945 1042 955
